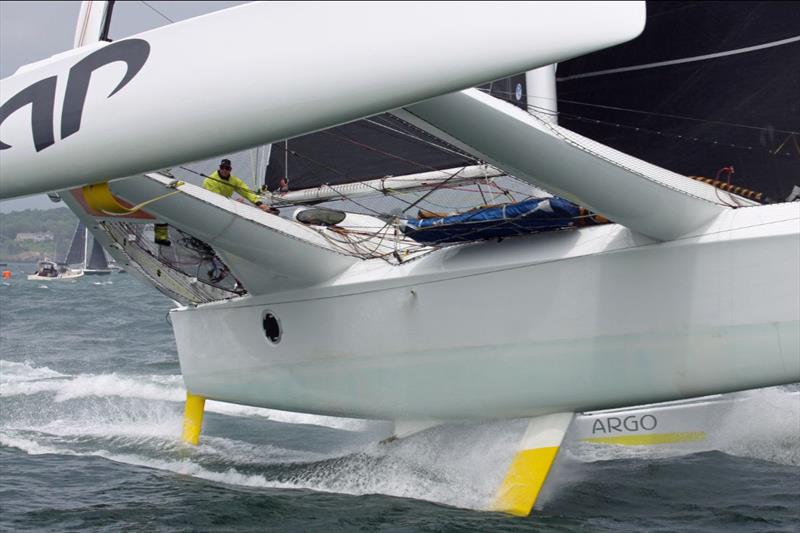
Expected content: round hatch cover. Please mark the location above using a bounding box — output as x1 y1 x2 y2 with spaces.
295 208 347 226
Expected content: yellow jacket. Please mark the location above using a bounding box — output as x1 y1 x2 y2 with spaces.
202 171 261 204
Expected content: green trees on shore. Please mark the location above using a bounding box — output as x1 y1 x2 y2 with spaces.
0 208 78 261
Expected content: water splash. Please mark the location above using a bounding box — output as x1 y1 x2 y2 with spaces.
0 418 523 511
1 360 66 382
2 360 797 513
0 360 370 429
712 387 800 466
0 361 528 511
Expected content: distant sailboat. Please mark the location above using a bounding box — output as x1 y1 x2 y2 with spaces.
62 221 112 276
61 221 86 268
83 229 112 276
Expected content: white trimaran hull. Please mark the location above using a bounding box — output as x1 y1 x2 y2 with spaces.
79 168 796 420
167 204 798 420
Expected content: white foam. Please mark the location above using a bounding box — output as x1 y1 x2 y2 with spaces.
1 372 184 402
0 360 369 431
712 387 800 466
1 433 66 455
1 364 520 511
0 420 524 511
0 360 66 382
250 407 370 432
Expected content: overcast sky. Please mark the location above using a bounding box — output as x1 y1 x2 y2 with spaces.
0 1 246 213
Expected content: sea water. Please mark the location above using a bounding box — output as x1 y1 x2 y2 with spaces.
1 263 798 532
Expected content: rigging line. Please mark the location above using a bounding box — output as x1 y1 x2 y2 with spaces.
322 130 462 173
269 144 399 213
556 100 799 135
316 225 386 259
390 116 478 160
316 131 480 211
270 142 349 181
140 0 174 23
364 118 478 162
335 223 394 255
376 114 480 163
537 116 733 208
272 141 393 200
486 86 798 142
556 113 781 153
484 86 797 136
475 88 561 118
556 35 800 82
401 167 471 216
319 183 390 217
367 119 474 161
478 86 559 104
771 133 800 156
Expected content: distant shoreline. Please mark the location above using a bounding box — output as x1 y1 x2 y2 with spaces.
0 207 77 263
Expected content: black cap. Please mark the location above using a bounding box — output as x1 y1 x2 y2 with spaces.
220 158 232 168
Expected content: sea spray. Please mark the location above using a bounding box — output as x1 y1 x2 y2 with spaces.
2 359 542 510
712 386 800 466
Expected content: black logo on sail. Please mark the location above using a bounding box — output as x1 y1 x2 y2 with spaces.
0 38 150 152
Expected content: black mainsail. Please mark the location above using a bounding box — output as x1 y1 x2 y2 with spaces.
263 114 477 192
555 1 800 202
62 222 86 266
86 238 110 272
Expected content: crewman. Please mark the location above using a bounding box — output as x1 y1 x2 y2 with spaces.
203 159 278 214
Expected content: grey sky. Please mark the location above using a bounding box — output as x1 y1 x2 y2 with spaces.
0 0 245 213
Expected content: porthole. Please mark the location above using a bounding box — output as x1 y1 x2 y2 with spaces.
262 311 282 344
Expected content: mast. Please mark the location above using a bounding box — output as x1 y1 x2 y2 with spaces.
73 0 114 48
526 65 558 124
83 228 89 270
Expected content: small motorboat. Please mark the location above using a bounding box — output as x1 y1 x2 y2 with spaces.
27 260 84 281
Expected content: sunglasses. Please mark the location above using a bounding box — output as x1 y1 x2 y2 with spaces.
220 166 232 171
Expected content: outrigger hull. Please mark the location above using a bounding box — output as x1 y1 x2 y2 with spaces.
170 203 800 420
